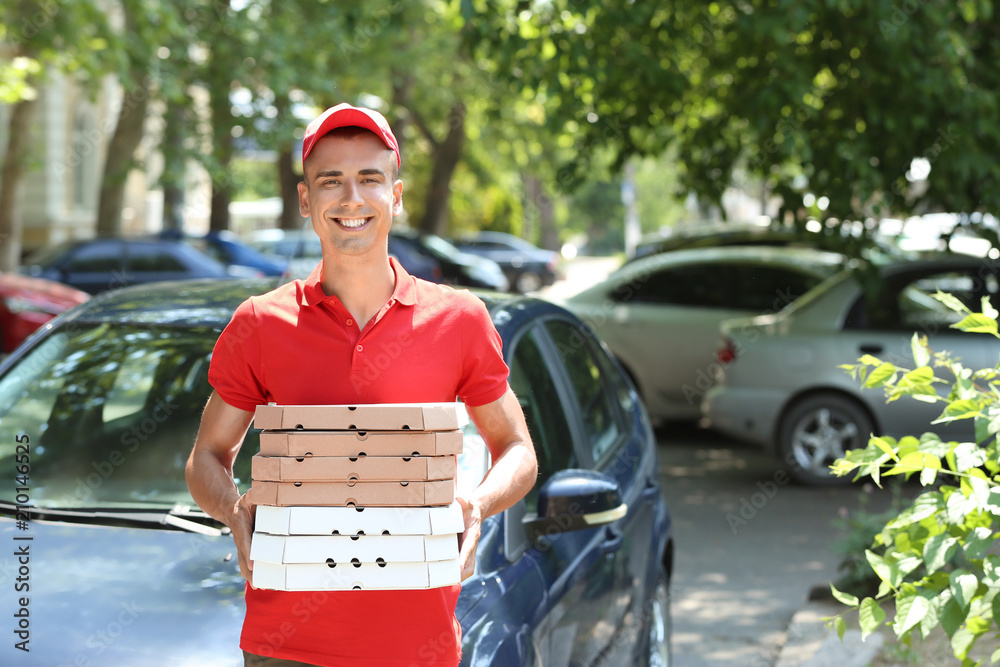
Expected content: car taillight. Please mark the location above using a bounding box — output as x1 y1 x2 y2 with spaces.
716 337 738 365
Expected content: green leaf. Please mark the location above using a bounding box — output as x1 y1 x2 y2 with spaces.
893 593 931 636
990 646 1000 663
935 290 973 314
858 354 883 366
952 313 999 336
951 570 980 611
911 332 931 367
871 435 899 461
834 615 846 641
900 366 936 386
830 583 859 607
864 362 898 388
859 597 885 640
951 626 976 659
963 527 995 561
942 595 968 636
924 533 960 573
935 399 984 423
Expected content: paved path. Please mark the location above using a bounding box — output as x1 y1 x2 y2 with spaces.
656 424 909 667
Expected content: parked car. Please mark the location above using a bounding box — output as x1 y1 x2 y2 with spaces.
391 228 509 291
249 229 443 283
560 246 847 422
0 273 89 354
703 255 1000 485
20 237 239 295
0 277 672 666
159 229 289 277
454 231 560 293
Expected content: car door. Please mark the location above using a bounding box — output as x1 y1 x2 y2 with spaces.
59 240 127 294
524 317 648 666
841 263 1000 439
124 242 195 285
607 261 820 416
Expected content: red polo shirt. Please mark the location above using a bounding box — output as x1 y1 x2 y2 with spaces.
208 258 509 667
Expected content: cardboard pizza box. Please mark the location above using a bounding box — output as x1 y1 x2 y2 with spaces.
250 532 459 564
249 479 455 507
252 558 461 591
257 430 464 458
254 502 466 536
251 453 456 482
253 402 468 431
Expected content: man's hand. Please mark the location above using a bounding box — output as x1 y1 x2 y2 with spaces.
231 492 257 586
456 496 482 581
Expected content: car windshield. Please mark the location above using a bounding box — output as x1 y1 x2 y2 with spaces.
0 320 488 512
420 235 464 261
0 323 227 510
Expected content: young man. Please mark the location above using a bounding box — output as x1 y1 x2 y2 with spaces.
185 103 538 667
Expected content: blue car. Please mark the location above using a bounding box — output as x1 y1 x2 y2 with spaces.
0 279 673 666
20 237 235 295
161 230 290 277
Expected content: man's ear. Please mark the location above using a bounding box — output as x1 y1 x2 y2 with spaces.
392 180 404 217
297 181 310 218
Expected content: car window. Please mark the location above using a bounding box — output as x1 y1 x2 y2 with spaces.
544 320 622 464
612 264 728 307
65 243 123 272
725 266 823 312
0 323 251 509
126 246 188 272
898 270 998 330
508 326 577 513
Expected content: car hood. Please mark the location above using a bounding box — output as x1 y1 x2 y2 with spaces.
2 515 491 665
0 516 246 666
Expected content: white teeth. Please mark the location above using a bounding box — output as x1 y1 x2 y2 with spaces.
338 218 367 228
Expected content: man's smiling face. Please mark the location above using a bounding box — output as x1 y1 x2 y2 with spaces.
298 129 403 259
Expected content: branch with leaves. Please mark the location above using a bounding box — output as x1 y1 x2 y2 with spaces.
828 292 1000 664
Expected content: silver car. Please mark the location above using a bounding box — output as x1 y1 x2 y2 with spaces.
703 255 1000 485
559 246 846 422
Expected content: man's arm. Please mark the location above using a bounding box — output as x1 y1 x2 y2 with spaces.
458 385 538 580
185 391 257 582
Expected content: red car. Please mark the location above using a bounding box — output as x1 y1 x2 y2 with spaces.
0 273 90 354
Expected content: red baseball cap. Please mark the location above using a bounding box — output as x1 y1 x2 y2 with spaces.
301 103 400 169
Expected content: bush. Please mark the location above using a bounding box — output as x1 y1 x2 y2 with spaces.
828 292 1000 665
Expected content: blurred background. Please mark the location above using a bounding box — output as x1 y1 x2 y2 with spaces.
3 0 998 282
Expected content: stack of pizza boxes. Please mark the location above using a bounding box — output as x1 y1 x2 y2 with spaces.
248 402 467 591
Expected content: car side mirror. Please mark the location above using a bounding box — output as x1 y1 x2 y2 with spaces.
524 469 627 546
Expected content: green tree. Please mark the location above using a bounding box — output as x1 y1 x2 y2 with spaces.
465 0 1000 246
0 0 110 269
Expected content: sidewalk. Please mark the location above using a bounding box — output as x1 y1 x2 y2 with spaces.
775 596 884 667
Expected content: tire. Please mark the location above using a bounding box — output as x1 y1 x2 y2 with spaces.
643 566 672 667
515 270 542 294
778 393 874 486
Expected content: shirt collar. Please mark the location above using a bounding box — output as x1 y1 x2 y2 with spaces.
300 257 417 308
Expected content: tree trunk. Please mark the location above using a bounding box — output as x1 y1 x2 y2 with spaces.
0 97 37 271
525 175 559 251
161 96 186 232
418 103 465 235
207 71 233 233
273 93 301 231
278 146 300 230
95 74 151 237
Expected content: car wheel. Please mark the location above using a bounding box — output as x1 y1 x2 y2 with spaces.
778 393 874 486
643 566 672 667
515 270 542 293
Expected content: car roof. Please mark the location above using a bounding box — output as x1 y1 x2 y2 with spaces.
56 277 563 336
613 244 847 276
